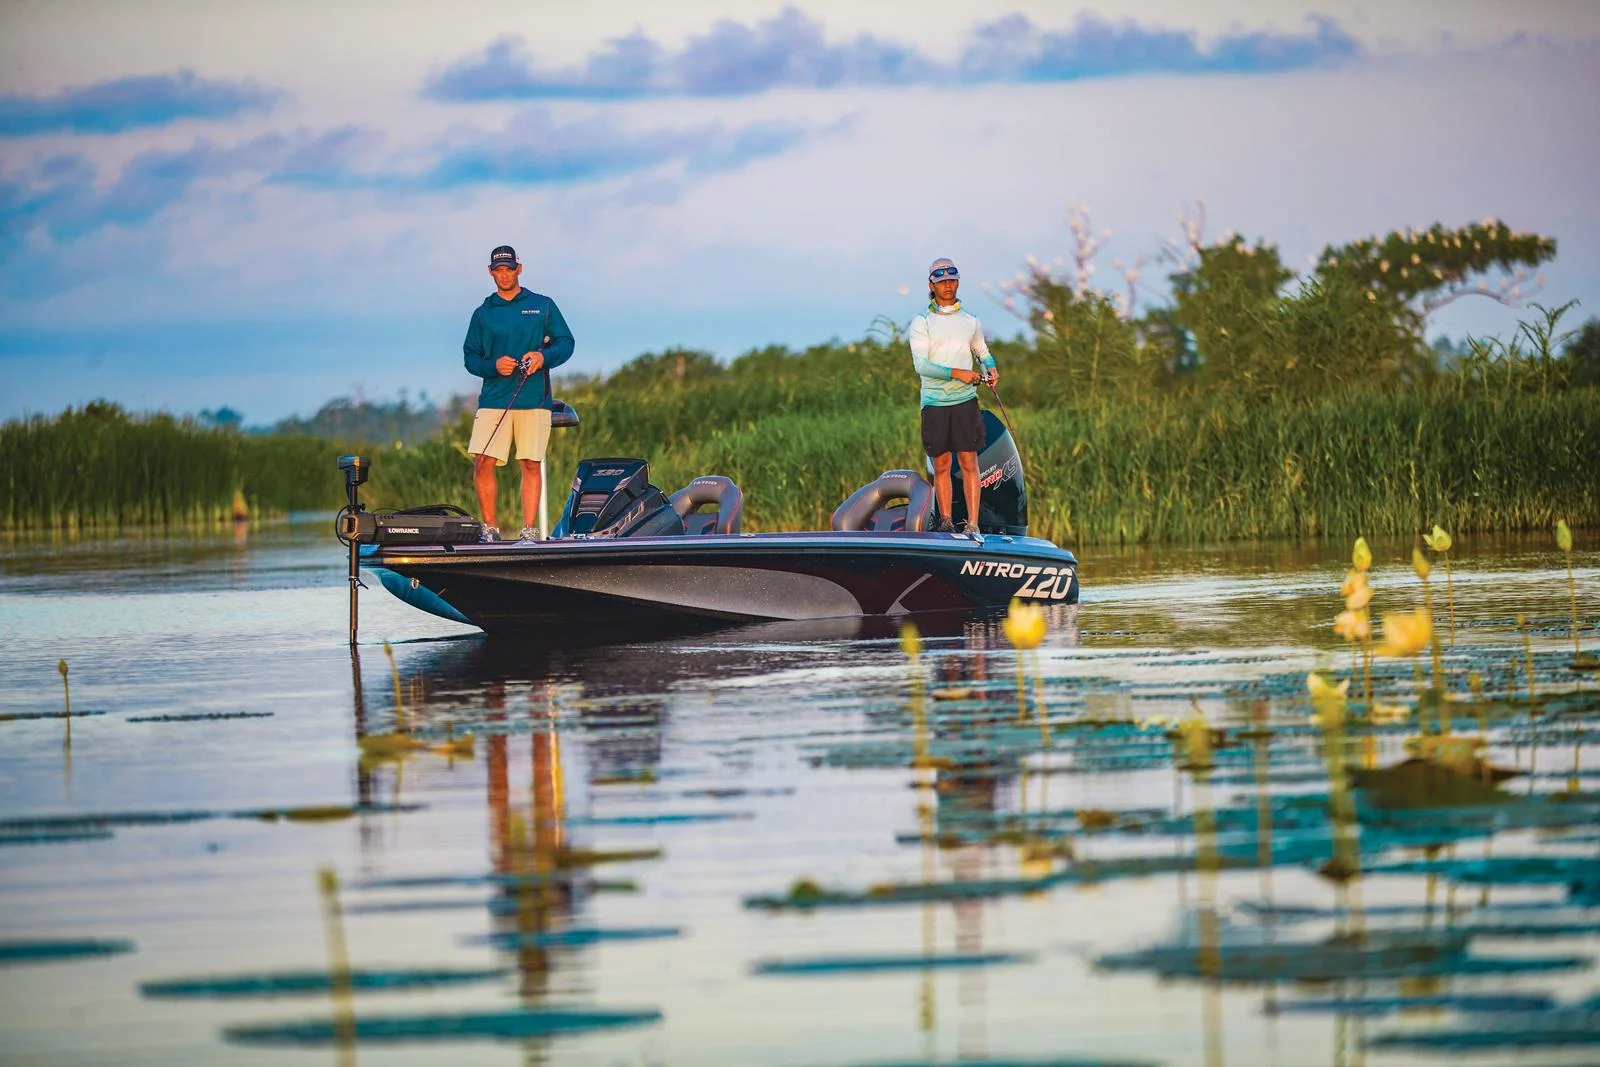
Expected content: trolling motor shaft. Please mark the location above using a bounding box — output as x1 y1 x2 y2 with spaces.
336 455 370 645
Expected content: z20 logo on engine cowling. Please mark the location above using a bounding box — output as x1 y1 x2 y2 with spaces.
960 559 1074 599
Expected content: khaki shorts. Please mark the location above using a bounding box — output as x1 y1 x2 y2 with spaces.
468 408 552 465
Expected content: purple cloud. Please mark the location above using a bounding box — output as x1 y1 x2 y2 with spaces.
0 70 283 137
280 110 808 190
424 7 1361 101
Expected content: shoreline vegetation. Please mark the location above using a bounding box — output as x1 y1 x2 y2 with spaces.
4 214 1597 545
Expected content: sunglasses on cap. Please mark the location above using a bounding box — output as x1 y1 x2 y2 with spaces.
930 267 959 280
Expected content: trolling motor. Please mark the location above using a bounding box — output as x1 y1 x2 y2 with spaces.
932 408 1030 535
336 454 370 645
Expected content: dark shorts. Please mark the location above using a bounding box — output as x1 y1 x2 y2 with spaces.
921 398 984 457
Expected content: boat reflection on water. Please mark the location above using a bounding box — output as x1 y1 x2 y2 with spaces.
340 602 1083 1062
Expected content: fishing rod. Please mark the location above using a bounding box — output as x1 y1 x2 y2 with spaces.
983 376 1028 475
469 339 550 514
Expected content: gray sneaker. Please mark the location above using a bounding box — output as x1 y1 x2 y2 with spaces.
517 526 542 543
929 514 955 534
480 525 501 543
962 521 984 543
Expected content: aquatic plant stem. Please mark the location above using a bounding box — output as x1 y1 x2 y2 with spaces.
1566 552 1581 656
1420 574 1445 712
1192 769 1224 1067
1250 702 1277 1014
57 659 69 749
1519 615 1539 789
318 867 356 1067
1029 649 1050 749
1442 554 1456 640
1361 638 1373 718
382 641 407 734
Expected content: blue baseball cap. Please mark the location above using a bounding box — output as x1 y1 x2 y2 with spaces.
489 245 518 269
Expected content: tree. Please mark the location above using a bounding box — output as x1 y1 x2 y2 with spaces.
1564 315 1600 389
1316 220 1556 325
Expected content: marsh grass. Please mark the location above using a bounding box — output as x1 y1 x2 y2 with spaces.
1 403 346 530
8 336 1598 544
372 372 1600 545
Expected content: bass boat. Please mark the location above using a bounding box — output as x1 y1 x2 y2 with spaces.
338 407 1078 636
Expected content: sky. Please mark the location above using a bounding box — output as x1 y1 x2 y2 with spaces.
1 0 1597 422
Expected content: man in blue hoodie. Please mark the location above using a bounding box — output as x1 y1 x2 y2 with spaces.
464 245 576 542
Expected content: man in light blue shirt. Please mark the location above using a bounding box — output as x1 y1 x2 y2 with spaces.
909 257 998 536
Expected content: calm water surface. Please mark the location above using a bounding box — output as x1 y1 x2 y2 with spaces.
1 521 1597 1066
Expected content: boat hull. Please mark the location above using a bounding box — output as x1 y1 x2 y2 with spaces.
365 531 1078 634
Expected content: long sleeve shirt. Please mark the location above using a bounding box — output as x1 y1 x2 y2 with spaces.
463 287 575 410
909 302 996 407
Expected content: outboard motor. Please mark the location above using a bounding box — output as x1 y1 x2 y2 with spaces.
931 409 1029 535
552 458 686 539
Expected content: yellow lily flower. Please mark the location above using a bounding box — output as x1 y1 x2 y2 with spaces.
1352 537 1372 572
1556 519 1572 553
1177 714 1213 768
1369 701 1411 724
1307 671 1349 729
1377 608 1433 657
1412 547 1431 581
1306 671 1350 703
1423 525 1452 553
899 620 922 659
1339 569 1368 599
1333 610 1371 641
1003 599 1047 650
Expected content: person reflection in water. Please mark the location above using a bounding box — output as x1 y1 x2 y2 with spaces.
486 681 574 1003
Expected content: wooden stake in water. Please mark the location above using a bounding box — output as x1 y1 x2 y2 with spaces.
318 867 356 1067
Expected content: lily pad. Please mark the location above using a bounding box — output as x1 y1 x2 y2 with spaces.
222 1006 662 1044
469 926 681 948
1351 759 1514 810
753 951 1033 974
0 938 133 963
141 966 507 998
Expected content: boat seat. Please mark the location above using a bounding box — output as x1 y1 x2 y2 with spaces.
830 470 934 533
668 476 743 535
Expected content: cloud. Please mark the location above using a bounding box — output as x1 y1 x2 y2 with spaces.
962 13 1361 81
0 133 293 247
279 110 808 191
423 7 1361 101
0 70 283 137
0 108 808 258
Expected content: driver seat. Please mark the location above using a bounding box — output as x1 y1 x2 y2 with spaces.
830 470 934 533
668 476 743 535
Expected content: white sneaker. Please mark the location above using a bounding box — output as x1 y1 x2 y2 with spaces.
480 526 502 543
517 526 542 543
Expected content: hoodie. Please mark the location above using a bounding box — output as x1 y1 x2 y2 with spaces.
463 287 576 410
909 301 996 407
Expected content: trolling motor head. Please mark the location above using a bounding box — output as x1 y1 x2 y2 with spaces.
337 454 370 511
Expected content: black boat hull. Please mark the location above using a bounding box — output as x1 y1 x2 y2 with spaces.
365 531 1078 634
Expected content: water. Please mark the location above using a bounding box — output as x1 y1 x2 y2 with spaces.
1 520 1597 1066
